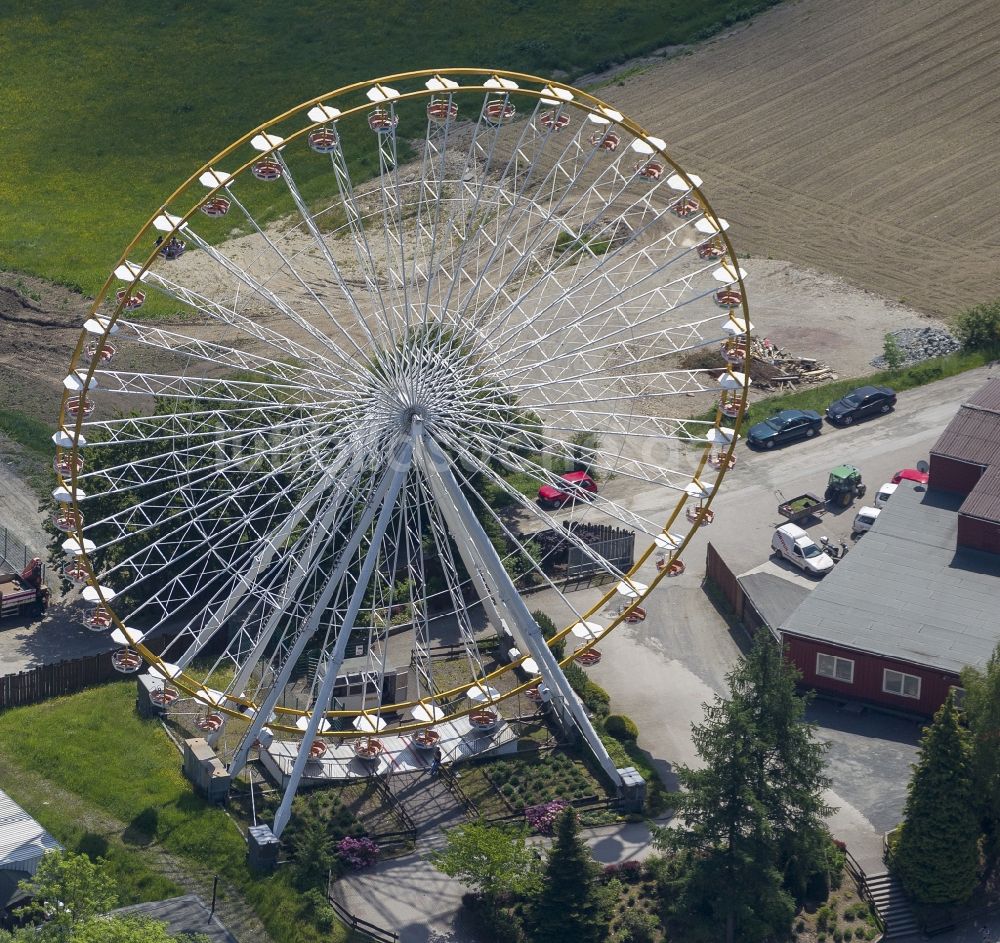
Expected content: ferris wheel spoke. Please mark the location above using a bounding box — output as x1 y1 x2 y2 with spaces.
84 426 364 555
454 122 638 339
162 226 383 376
91 440 351 581
462 417 710 495
210 182 393 381
112 316 356 395
444 101 591 329
92 370 329 408
133 258 362 379
168 453 382 674
271 150 399 353
477 193 722 362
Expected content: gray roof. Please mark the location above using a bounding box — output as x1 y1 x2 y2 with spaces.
781 480 1000 674
0 789 61 873
738 572 811 630
931 378 1000 468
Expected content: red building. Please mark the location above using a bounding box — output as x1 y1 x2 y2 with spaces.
779 378 1000 715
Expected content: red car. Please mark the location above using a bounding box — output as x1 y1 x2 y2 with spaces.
538 471 598 508
892 468 929 485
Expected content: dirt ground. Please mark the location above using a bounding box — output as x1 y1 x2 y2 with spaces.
601 0 1000 319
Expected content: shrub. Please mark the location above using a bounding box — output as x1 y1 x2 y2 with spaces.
955 299 1000 352
564 662 611 715
619 860 643 883
617 909 660 943
605 715 639 742
601 863 620 881
833 930 843 943
816 904 835 931
335 835 379 869
525 799 568 834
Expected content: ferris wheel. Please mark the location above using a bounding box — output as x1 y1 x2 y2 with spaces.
54 69 750 837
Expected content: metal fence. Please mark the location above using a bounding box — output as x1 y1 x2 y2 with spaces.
0 525 45 582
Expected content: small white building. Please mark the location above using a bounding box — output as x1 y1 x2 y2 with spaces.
0 789 61 876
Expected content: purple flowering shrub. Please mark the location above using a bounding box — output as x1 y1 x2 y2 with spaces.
524 799 569 834
335 835 379 869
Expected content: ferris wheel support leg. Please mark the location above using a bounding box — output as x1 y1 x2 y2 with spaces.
416 433 624 791
270 435 415 839
226 448 411 780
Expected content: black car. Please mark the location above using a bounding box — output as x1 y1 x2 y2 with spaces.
826 385 897 425
747 409 823 449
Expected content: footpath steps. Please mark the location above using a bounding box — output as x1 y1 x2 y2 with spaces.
865 871 919 939
388 769 470 849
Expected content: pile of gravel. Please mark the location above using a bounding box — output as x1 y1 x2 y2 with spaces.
870 327 960 368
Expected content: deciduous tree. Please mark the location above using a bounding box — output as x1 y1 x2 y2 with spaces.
430 821 540 915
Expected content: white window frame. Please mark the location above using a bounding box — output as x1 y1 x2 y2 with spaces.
949 685 966 710
816 653 854 684
883 669 921 700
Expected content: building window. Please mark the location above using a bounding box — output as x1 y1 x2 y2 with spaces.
816 653 854 683
949 686 966 710
883 669 921 699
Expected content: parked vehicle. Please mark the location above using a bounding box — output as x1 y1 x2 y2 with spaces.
771 523 834 576
892 467 929 485
778 493 826 524
852 506 881 534
537 471 598 508
0 558 49 621
874 482 897 508
747 409 823 449
826 385 896 425
824 465 867 507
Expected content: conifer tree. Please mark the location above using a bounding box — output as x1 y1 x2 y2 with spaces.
962 648 1000 867
655 634 832 942
893 691 980 904
531 808 606 943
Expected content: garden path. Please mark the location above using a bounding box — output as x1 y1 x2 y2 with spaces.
331 818 666 943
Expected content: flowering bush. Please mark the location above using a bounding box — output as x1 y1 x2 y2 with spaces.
335 835 379 869
601 863 620 882
525 799 568 835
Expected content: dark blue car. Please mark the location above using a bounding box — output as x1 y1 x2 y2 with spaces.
747 409 823 449
826 385 897 425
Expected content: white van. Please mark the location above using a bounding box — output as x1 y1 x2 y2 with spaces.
771 523 834 576
853 506 881 534
874 482 897 508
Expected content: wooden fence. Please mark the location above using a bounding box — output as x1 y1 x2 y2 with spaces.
0 635 169 711
0 651 122 710
705 541 743 617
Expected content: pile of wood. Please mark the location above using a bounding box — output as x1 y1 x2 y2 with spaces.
753 337 836 389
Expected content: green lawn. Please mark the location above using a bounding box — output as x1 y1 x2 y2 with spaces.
0 683 347 943
1 0 781 294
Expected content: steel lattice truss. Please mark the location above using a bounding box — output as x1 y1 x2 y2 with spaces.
55 69 751 832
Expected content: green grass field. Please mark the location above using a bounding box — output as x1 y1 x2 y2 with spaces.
0 683 346 943
1 0 780 294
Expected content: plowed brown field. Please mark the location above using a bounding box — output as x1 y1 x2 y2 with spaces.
606 0 1000 318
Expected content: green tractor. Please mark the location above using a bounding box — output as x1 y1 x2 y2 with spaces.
825 464 867 507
